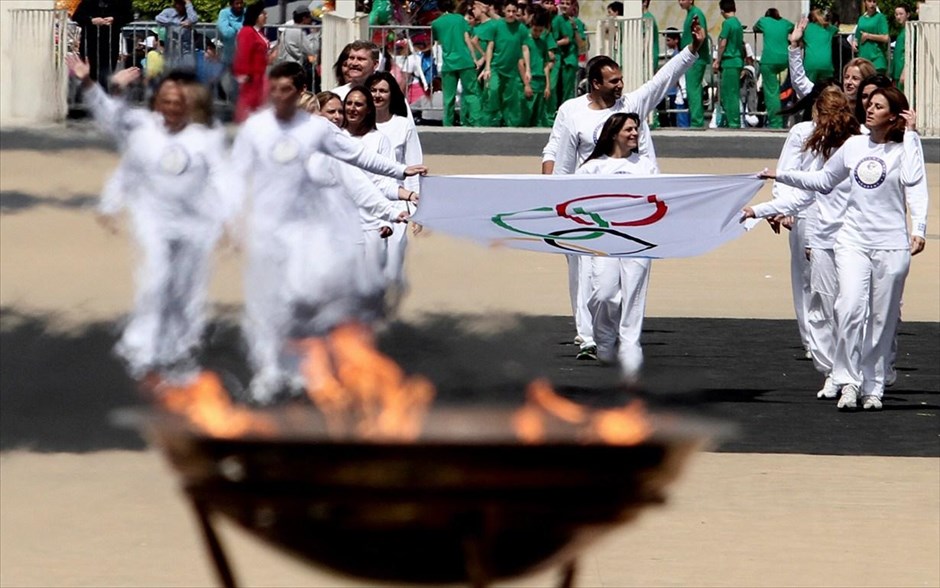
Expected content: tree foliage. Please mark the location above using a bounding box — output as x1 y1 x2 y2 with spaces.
132 0 230 20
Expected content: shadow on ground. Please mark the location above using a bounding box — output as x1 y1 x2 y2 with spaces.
1 307 937 456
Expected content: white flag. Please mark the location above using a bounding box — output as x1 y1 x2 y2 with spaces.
411 174 765 258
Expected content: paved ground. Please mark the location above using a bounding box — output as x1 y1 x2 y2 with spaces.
1 129 937 587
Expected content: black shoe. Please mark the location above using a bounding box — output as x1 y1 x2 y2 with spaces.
576 345 597 360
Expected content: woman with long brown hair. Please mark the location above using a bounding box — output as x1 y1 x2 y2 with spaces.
744 84 859 400
746 87 928 411
575 112 657 382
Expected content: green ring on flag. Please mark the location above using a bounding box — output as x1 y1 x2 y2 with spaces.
492 207 606 241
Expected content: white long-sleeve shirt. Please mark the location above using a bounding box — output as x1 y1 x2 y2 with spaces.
787 46 814 100
542 47 698 175
85 84 227 236
752 123 850 249
228 109 406 230
775 132 928 249
305 152 401 240
376 114 423 193
576 152 659 176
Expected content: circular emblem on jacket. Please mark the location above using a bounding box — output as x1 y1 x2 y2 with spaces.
853 156 887 189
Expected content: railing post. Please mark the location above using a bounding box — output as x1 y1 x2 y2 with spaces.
910 1 939 136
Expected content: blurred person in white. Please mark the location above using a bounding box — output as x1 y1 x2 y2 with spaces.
68 55 228 386
228 64 425 402
746 87 928 411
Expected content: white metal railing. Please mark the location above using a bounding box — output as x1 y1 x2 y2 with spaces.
908 20 939 137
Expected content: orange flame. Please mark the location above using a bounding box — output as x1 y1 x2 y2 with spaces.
512 379 652 446
158 372 275 438
299 323 435 441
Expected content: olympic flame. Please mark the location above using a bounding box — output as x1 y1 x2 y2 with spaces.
157 372 275 438
298 323 436 441
513 378 652 445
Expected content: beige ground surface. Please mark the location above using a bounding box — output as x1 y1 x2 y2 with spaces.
1 148 939 587
2 450 938 588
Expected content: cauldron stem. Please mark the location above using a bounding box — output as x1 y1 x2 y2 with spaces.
558 560 577 588
191 498 238 588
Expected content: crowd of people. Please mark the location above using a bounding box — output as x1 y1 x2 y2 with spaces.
70 0 915 130
67 0 928 411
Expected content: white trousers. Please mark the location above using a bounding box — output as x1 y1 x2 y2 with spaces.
587 257 651 379
118 227 215 379
383 221 409 310
832 246 910 398
806 248 837 375
566 254 595 347
788 217 812 350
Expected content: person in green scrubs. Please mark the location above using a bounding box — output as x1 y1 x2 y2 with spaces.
754 7 794 129
679 0 709 127
552 0 579 105
854 0 890 73
481 1 530 126
802 9 838 82
521 5 556 127
471 0 501 125
890 4 911 89
713 0 743 128
431 0 482 126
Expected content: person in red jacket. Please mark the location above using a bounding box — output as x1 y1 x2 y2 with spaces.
233 2 271 122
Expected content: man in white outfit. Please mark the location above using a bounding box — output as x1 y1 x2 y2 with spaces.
229 62 426 402
541 18 705 359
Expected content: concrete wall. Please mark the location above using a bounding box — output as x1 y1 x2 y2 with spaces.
0 0 66 126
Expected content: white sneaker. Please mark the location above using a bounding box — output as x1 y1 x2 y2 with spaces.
837 384 859 411
817 377 839 399
804 347 813 360
861 396 883 411
574 335 584 346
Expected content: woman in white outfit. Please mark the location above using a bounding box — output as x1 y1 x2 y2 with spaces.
343 85 418 312
229 64 425 402
746 87 928 411
576 113 657 383
68 55 228 384
368 71 424 308
746 85 859 400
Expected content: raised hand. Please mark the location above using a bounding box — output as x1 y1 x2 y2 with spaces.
65 53 91 82
789 17 807 46
690 16 706 54
111 67 141 89
900 109 917 131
